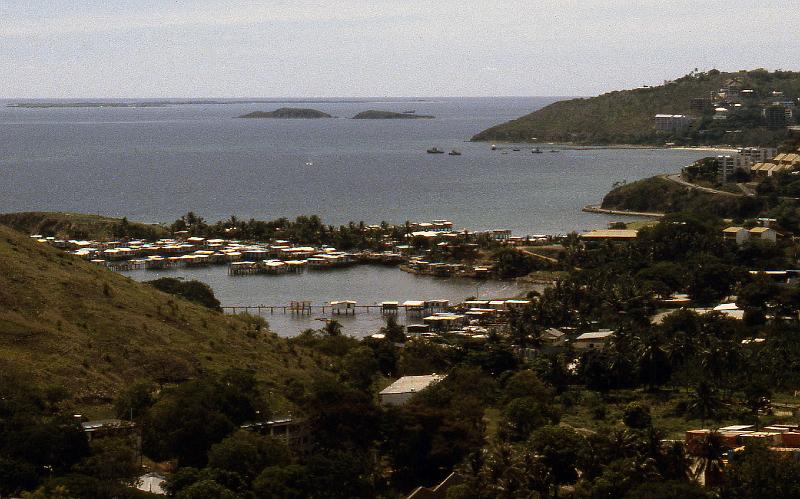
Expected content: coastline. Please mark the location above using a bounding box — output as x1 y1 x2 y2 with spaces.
473 141 739 153
582 204 665 218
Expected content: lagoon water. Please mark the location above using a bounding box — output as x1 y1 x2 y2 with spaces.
122 265 526 338
1 97 709 335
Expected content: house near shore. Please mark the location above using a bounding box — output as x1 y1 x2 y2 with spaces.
380 374 447 406
573 330 615 350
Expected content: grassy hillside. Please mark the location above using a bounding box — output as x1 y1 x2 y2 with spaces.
0 211 168 240
0 224 313 407
601 176 763 218
473 69 800 145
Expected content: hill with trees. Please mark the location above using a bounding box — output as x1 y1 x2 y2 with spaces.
238 108 332 119
600 177 764 218
0 211 168 241
0 223 311 405
472 69 800 145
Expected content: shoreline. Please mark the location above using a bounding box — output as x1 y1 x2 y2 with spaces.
471 140 740 153
582 204 665 218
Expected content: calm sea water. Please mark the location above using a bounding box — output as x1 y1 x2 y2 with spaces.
0 97 707 234
122 265 526 338
1 97 709 336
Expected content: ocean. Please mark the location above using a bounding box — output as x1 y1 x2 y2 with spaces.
0 97 709 335
0 97 706 234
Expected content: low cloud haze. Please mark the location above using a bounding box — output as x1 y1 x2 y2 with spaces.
1 0 797 97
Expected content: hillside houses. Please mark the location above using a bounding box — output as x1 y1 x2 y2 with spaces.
723 226 778 245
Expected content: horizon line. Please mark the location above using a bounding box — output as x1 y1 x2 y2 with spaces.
0 95 579 101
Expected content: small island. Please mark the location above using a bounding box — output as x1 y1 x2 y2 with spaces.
352 110 434 119
238 107 332 119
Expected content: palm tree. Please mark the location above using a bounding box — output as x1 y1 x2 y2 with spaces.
637 333 671 391
689 431 725 487
686 381 724 427
321 319 342 337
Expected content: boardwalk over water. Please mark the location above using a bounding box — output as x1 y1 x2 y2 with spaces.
222 299 453 316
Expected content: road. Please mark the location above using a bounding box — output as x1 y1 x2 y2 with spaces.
661 174 744 197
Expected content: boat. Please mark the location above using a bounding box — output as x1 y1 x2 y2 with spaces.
549 149 559 153
512 148 520 152
427 147 445 154
403 110 416 114
491 144 497 151
532 148 543 154
448 150 462 156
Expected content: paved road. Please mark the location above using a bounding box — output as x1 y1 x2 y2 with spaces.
661 174 743 197
663 173 800 202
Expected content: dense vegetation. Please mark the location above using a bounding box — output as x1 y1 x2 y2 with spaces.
473 69 800 145
0 212 168 241
6 210 800 497
600 177 765 218
146 278 222 311
237 108 332 119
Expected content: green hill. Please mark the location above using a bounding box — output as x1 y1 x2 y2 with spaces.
473 69 800 145
238 108 332 119
0 223 312 407
601 176 763 218
352 110 434 119
0 211 168 240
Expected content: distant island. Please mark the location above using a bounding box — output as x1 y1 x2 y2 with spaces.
352 110 435 119
473 69 800 147
238 108 332 119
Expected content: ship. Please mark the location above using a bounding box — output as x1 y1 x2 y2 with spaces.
448 149 462 156
427 147 445 154
532 148 543 154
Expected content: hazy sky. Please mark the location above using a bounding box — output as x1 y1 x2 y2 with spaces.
1 1 797 98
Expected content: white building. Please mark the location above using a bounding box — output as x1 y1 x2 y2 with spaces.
749 226 777 243
713 107 729 120
723 227 750 245
738 147 777 167
716 155 742 182
573 330 615 351
654 114 692 132
379 374 447 405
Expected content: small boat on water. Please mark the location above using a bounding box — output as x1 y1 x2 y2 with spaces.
427 147 445 154
403 110 416 114
491 144 497 151
549 149 559 153
532 148 543 154
512 148 520 152
448 149 461 156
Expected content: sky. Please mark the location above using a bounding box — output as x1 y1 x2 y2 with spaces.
1 0 798 98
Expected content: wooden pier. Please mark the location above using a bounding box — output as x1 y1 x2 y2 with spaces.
221 301 446 316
